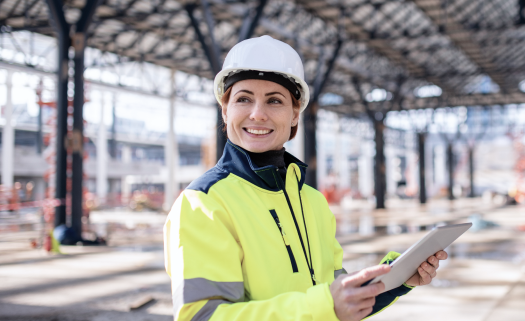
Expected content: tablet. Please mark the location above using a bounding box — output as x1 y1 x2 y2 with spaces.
368 222 472 293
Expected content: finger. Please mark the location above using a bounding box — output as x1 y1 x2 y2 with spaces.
418 266 433 284
357 297 376 310
421 261 437 278
426 256 440 269
347 282 385 300
436 250 448 260
356 307 373 320
342 265 391 287
335 271 358 283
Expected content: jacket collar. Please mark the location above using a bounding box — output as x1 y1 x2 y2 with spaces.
217 140 308 192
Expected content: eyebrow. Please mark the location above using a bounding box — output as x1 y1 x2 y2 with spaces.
234 89 254 96
265 91 286 98
233 89 286 98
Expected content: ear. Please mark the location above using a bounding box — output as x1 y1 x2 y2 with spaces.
221 104 227 123
292 107 300 125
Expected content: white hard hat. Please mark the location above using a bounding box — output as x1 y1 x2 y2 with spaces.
214 35 310 112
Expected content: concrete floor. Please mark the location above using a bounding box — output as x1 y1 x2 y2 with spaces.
1 199 525 320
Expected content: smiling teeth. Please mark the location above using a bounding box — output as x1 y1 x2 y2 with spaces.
247 128 271 135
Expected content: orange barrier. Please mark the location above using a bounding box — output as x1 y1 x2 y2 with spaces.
0 198 62 212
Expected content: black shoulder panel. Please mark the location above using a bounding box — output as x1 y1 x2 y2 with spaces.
186 166 229 194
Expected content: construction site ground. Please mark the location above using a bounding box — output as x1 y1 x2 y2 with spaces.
1 197 524 321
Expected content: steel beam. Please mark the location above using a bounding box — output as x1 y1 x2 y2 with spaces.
185 4 221 75
200 0 221 72
238 0 268 42
518 0 525 25
411 0 509 92
391 92 525 110
45 0 70 228
315 40 342 103
296 0 456 95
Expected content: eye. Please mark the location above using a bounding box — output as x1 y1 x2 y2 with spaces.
236 96 251 103
268 97 283 104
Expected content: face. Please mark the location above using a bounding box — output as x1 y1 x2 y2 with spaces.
222 79 300 153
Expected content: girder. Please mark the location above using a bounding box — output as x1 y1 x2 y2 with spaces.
411 0 511 93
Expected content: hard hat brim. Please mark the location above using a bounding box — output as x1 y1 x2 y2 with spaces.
214 67 310 113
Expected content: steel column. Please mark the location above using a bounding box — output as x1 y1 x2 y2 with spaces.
45 0 70 228
417 132 427 204
46 0 101 235
446 143 454 200
374 120 386 209
71 39 85 235
304 39 342 188
164 69 177 211
468 146 475 197
110 94 117 158
36 79 43 154
37 102 43 154
303 103 318 187
96 92 108 201
71 0 102 238
1 70 14 188
185 3 226 161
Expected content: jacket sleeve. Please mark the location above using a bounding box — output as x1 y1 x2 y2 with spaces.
329 214 412 319
164 189 340 321
331 213 347 280
363 251 414 320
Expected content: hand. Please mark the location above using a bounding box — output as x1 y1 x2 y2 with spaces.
330 265 390 321
405 250 448 287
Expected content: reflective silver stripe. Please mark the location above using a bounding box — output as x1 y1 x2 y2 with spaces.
172 278 244 317
191 299 230 321
334 268 347 279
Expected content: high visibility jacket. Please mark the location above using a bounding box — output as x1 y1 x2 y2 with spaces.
164 141 413 321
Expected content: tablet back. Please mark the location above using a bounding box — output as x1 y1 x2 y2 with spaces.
372 222 472 292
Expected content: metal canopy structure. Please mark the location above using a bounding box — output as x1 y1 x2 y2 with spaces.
2 0 525 113
2 0 525 213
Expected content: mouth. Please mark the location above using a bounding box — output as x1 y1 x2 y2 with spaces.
243 128 274 136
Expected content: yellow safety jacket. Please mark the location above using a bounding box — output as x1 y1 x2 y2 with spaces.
164 140 412 321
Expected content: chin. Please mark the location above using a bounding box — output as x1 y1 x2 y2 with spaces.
242 140 280 153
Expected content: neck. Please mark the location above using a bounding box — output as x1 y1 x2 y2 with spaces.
245 148 286 169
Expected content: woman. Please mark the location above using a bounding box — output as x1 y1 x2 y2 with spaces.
164 35 447 321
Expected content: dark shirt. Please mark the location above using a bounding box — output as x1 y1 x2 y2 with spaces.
246 148 288 184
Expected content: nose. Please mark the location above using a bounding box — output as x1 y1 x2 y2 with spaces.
249 100 268 122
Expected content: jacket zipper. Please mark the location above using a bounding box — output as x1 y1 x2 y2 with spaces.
270 210 298 273
275 169 317 285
